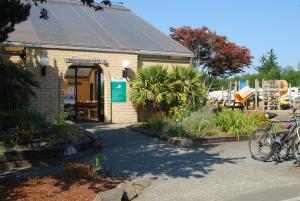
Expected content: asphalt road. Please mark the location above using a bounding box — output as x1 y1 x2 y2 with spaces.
80 124 300 201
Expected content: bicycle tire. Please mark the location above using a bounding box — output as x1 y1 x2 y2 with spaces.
249 128 273 161
292 133 300 163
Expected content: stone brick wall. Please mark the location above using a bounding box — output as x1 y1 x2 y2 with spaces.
22 47 191 123
25 47 138 123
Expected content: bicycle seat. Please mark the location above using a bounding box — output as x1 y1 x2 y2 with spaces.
265 112 278 119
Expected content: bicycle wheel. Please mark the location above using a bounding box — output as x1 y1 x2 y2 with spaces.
249 128 273 161
292 133 300 163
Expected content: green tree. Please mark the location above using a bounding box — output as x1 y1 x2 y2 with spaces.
0 0 31 42
257 49 281 80
130 65 170 112
0 57 39 111
168 66 205 109
281 66 300 87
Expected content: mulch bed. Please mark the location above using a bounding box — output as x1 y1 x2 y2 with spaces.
0 164 123 201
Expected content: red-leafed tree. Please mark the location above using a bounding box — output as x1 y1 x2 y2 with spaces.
170 26 253 82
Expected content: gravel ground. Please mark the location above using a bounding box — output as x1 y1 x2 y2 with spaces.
81 124 300 201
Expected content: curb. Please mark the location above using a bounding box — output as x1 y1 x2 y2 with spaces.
130 126 249 146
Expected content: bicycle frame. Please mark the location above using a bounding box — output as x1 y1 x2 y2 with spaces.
267 112 300 147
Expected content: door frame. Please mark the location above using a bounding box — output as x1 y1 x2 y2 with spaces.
67 65 104 122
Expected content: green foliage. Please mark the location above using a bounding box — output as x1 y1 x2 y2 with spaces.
147 111 220 138
146 116 167 132
281 66 300 87
0 57 39 111
214 108 266 136
166 126 187 138
93 154 103 169
0 0 30 42
130 65 170 111
180 112 221 137
0 145 5 157
169 104 191 122
257 49 280 78
51 116 75 142
130 65 205 113
213 49 300 90
0 107 44 133
168 66 205 110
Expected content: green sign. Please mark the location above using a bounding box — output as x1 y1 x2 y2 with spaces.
111 81 126 102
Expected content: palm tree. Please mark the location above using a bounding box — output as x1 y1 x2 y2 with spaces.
168 65 205 109
0 56 39 112
130 65 170 112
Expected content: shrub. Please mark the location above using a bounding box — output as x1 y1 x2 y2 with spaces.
214 108 266 136
51 115 75 142
168 66 205 110
166 126 187 138
0 107 44 134
180 111 221 137
130 65 170 112
0 56 39 112
130 65 206 114
146 116 167 132
169 104 191 122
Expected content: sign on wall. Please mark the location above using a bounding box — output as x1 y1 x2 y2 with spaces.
111 78 127 103
64 57 108 65
64 87 75 104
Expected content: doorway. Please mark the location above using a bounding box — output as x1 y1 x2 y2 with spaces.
64 66 104 122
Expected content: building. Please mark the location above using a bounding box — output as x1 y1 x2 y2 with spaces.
3 0 193 123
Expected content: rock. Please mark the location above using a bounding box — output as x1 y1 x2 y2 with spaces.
93 179 151 201
131 180 151 195
121 179 151 201
121 182 138 201
64 145 77 156
93 193 102 201
94 185 123 201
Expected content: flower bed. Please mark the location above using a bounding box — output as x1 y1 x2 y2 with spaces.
140 108 270 143
0 121 97 170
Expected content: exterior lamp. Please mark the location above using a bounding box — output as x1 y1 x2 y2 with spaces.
40 57 49 76
122 60 130 78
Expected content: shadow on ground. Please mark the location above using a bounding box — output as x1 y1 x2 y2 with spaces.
81 124 246 179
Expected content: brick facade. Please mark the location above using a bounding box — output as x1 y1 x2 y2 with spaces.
22 47 190 123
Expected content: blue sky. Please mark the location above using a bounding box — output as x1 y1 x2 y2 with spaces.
121 0 300 73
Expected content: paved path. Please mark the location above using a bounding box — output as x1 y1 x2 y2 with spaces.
81 124 300 201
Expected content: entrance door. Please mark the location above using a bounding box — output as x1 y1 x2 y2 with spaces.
64 66 104 122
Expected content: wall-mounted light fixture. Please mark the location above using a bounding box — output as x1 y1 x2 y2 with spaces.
122 60 130 78
40 57 49 76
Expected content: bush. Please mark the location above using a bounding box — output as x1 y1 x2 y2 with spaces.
0 107 44 134
51 115 75 142
0 56 39 112
180 112 221 137
214 108 266 136
166 126 187 138
169 104 191 122
130 65 206 114
130 65 170 112
146 116 167 132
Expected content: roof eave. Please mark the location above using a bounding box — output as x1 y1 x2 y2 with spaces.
3 41 194 58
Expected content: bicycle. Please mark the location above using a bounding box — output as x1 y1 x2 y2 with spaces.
249 109 300 162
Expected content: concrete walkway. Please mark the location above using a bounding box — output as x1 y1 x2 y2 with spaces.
80 124 300 201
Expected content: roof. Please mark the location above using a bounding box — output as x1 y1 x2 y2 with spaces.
7 0 193 57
